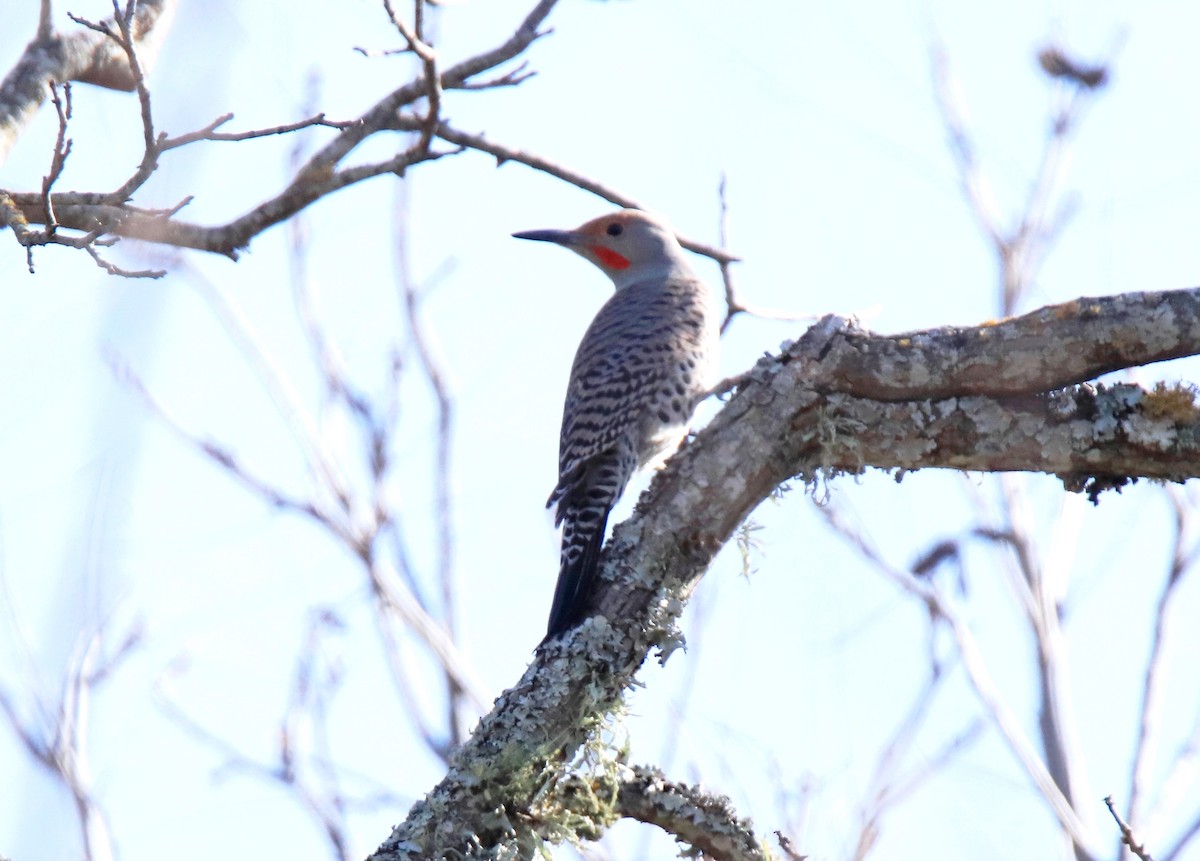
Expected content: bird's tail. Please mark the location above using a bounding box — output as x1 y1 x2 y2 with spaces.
542 498 612 643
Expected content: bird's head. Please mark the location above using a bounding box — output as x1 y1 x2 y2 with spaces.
513 209 688 289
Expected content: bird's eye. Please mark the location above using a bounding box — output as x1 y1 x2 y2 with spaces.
606 222 624 237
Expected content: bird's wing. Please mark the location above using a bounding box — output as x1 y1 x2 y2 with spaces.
547 281 682 509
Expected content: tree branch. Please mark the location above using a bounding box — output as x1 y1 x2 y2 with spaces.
1105 796 1155 861
800 289 1200 402
615 765 768 861
399 118 740 265
1127 486 1199 837
367 288 1200 859
0 0 177 164
1 1 557 264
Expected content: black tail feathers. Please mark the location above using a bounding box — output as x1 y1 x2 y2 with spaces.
542 506 610 643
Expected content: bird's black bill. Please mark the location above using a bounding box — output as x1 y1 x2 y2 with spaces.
512 228 578 245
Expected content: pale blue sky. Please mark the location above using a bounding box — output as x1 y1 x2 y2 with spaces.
1 1 1199 860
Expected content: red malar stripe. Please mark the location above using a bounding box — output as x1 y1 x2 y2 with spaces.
590 246 630 270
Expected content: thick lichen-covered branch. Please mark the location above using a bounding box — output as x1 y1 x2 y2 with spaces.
805 289 1200 401
616 766 768 861
369 288 1200 860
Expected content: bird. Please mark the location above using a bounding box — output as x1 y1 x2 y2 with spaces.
513 209 721 642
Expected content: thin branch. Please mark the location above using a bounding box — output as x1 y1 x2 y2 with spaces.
300 0 557 179
996 473 1094 858
1163 800 1200 861
389 117 740 265
109 352 329 525
40 81 73 236
714 174 812 332
383 0 442 157
851 664 983 861
7 81 157 276
0 621 137 861
37 0 53 41
82 242 165 277
718 174 739 333
153 639 403 861
365 555 490 715
1105 796 1155 861
1148 720 1200 861
159 112 352 150
67 4 161 203
1127 487 1197 829
931 43 1004 249
391 177 465 744
816 500 1102 857
276 113 466 757
455 60 536 90
776 832 807 861
182 266 358 514
933 39 1116 315
117 309 491 733
278 608 358 861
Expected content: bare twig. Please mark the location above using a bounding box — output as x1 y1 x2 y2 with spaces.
37 0 53 41
391 177 466 744
81 243 164 277
456 60 536 90
718 173 739 334
154 617 404 861
12 81 157 276
383 0 442 156
816 500 1103 857
1105 796 1154 861
110 352 327 522
40 81 73 236
184 277 356 514
274 105 476 756
714 175 813 332
995 476 1094 858
301 0 557 181
365 555 489 715
67 3 161 203
116 262 491 733
933 39 1117 315
386 116 741 265
1127 487 1198 829
933 35 1122 861
776 832 808 861
0 621 139 861
1163 800 1200 861
278 608 358 861
851 664 983 861
160 112 352 150
931 44 1004 249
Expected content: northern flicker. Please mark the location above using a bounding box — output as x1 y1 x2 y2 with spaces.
513 209 721 641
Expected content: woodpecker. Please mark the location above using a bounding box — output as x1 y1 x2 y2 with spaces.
513 209 721 642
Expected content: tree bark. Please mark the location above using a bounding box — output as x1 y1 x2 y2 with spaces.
369 288 1200 859
0 0 178 164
